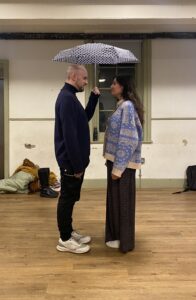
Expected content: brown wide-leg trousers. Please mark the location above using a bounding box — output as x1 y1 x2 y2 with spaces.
105 160 136 253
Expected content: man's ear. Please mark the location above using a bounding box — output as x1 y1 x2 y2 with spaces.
70 72 77 82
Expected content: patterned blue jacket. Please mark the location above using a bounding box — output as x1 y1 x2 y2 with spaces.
103 100 143 177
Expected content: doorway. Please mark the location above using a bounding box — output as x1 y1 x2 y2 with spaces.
0 61 9 179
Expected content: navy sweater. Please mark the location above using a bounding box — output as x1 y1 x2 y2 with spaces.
55 83 99 173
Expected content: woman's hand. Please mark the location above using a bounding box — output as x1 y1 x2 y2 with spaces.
93 87 100 95
111 173 120 180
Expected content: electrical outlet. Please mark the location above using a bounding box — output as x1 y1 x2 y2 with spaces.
141 157 145 164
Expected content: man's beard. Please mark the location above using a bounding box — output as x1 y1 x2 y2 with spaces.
78 86 84 92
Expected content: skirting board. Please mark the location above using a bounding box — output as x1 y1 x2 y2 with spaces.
83 179 186 189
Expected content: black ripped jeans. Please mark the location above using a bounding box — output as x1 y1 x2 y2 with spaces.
57 168 84 241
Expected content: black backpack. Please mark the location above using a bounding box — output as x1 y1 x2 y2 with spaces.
186 166 196 191
173 165 196 194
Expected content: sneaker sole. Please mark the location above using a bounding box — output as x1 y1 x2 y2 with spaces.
56 245 90 254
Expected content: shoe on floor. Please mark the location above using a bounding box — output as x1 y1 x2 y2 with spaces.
56 238 90 254
71 230 91 244
40 187 59 198
106 240 120 249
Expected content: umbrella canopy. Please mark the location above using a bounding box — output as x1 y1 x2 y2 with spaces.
53 43 138 64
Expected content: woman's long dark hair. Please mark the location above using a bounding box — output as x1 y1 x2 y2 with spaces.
115 75 144 126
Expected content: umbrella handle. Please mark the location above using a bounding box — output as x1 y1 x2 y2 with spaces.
94 63 97 86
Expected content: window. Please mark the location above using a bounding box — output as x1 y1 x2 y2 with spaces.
88 40 152 144
95 64 136 141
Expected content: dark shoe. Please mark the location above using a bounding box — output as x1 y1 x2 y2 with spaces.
40 187 59 198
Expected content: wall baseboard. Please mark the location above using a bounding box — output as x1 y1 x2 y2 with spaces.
83 178 186 189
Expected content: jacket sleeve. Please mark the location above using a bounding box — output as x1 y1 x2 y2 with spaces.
85 92 99 121
60 95 84 174
112 103 139 177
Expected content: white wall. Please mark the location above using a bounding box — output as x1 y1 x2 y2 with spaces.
0 39 196 183
142 39 196 179
0 40 85 177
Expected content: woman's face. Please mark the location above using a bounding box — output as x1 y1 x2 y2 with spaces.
110 78 123 99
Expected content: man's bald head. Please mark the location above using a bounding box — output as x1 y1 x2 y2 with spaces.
66 64 87 79
66 64 88 92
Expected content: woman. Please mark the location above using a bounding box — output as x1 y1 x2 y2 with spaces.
103 76 144 253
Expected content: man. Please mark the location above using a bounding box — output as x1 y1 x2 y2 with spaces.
54 64 100 254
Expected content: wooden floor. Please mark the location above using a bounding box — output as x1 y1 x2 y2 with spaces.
0 189 196 300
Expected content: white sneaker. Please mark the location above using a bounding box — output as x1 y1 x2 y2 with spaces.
56 238 90 254
71 230 91 244
106 240 120 249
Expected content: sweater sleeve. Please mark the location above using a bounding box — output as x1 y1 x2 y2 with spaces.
112 103 139 177
60 95 84 174
85 92 99 121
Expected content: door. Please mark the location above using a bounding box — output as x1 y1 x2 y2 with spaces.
0 61 8 179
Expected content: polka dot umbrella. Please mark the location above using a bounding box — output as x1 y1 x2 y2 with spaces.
53 42 138 83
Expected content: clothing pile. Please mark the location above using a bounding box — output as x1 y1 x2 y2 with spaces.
0 158 59 198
